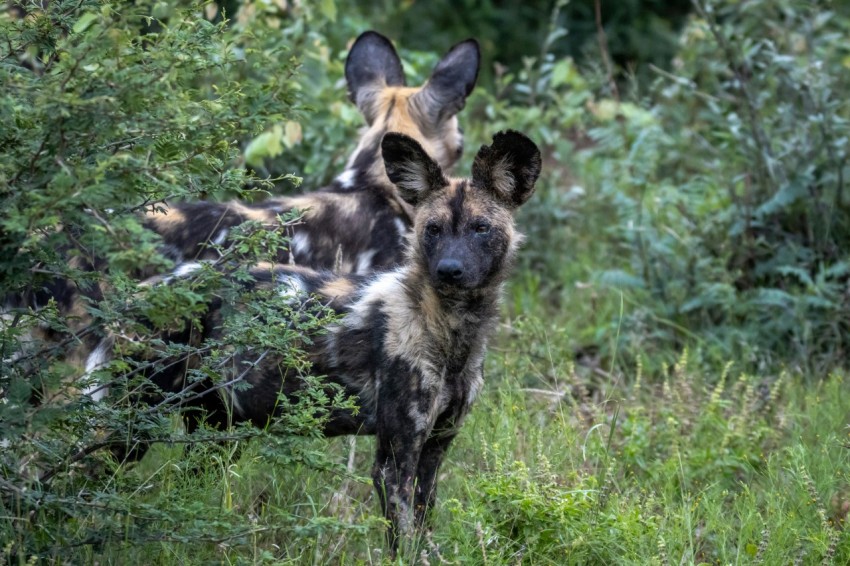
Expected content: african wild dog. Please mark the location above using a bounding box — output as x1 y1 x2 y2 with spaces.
2 31 479 390
145 30 481 274
93 129 542 551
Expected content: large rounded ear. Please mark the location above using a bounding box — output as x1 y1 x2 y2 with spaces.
382 133 448 206
411 39 480 126
471 130 542 208
345 31 406 124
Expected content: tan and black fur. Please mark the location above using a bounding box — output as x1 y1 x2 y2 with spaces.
94 130 542 552
2 31 479 387
146 30 480 274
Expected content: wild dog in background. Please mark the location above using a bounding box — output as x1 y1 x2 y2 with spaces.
95 130 542 552
146 30 481 274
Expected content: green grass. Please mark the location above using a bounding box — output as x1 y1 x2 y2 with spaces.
41 313 848 565
7 148 848 566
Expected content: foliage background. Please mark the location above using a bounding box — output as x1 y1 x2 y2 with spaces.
1 0 849 563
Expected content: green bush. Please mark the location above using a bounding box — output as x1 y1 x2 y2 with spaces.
352 0 692 89
593 0 850 371
474 0 850 372
0 1 359 559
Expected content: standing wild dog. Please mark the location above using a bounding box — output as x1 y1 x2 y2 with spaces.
96 130 542 552
146 31 481 274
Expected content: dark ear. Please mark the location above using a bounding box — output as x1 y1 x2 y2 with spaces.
411 39 480 126
345 31 406 123
382 133 448 206
472 130 542 208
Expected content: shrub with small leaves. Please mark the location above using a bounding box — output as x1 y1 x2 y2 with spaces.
583 0 850 370
0 0 355 559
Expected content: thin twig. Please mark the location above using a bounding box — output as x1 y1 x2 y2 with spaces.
594 0 620 101
692 0 786 188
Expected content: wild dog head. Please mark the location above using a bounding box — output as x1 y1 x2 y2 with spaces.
340 31 480 189
382 130 542 293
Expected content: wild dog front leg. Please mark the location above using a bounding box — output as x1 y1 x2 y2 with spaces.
372 432 422 553
413 429 457 529
371 373 438 553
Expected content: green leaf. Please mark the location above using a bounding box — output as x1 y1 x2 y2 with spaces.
550 58 577 89
72 13 98 34
319 0 336 22
244 125 284 167
596 269 645 289
283 120 302 149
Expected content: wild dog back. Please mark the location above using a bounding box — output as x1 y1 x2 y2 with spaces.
117 129 541 553
145 31 481 275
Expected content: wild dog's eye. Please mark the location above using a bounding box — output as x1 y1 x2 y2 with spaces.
425 223 441 237
474 222 491 235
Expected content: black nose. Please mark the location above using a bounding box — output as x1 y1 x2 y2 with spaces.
436 258 464 283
